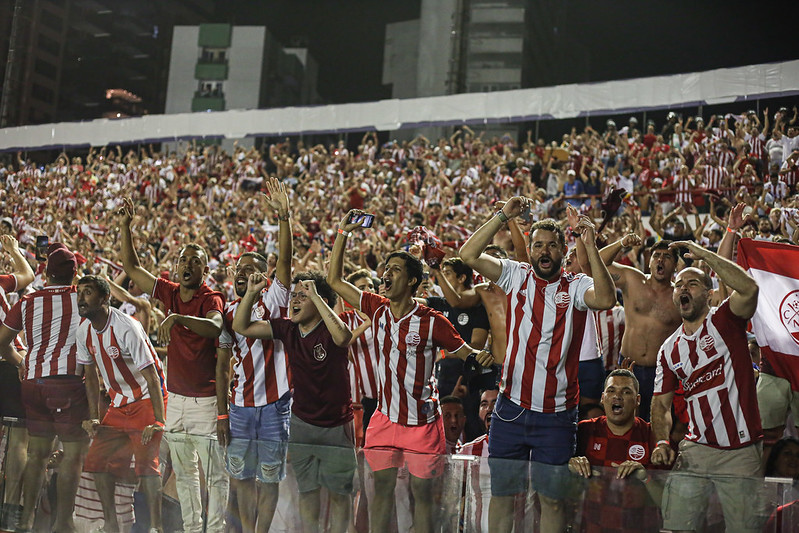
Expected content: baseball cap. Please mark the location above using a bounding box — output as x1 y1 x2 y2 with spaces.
46 243 77 280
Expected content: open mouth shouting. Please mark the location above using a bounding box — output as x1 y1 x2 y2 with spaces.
610 399 624 416
382 277 393 291
538 256 553 270
679 293 691 310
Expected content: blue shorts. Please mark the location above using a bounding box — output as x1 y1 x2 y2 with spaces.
226 392 292 484
578 358 605 401
487 394 577 498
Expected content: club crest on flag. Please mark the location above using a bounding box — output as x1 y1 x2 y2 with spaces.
779 290 799 344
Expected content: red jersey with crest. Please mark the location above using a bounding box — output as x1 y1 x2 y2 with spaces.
76 307 166 407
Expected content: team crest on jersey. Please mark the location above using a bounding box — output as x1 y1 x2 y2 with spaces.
779 290 799 345
313 343 327 361
698 335 715 352
405 332 421 346
628 444 645 461
457 313 469 326
107 346 121 359
554 291 571 308
253 305 265 320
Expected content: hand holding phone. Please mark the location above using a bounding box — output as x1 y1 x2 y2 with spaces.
35 235 49 262
348 212 375 228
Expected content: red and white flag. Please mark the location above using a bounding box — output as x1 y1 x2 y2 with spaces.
737 238 799 389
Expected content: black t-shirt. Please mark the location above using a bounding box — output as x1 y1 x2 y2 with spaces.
424 296 489 345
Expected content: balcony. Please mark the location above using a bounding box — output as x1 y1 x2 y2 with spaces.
191 94 225 112
468 36 524 55
195 62 228 81
470 7 525 24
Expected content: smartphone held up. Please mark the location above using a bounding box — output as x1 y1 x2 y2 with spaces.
348 212 375 228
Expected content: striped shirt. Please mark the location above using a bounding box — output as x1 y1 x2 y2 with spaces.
496 260 593 412
76 307 165 407
218 279 291 407
4 285 80 379
654 300 762 449
360 291 466 426
595 306 625 372
0 274 24 351
341 309 379 399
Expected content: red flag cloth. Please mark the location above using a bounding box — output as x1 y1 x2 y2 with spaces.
737 238 799 391
406 226 445 268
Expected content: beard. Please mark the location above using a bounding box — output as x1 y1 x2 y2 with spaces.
531 256 562 280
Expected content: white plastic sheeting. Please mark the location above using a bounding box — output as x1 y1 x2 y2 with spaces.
2 60 798 151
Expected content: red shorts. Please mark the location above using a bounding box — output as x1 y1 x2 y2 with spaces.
84 399 162 478
21 376 89 441
363 410 446 479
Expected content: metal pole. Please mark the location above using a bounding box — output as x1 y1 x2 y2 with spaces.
0 0 25 128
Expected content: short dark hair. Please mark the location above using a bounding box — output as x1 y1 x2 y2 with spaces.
441 257 474 288
647 239 678 261
529 218 565 246
292 271 337 307
180 243 209 265
440 395 464 408
77 275 111 300
604 368 639 393
347 268 373 287
386 250 424 293
484 244 508 258
239 252 268 272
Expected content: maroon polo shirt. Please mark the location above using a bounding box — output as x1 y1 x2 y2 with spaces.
153 279 224 397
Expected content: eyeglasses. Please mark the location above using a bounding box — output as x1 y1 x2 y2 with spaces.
290 292 308 301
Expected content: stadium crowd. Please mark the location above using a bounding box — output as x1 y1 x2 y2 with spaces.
0 103 798 533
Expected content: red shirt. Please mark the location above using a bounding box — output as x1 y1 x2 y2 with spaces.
152 279 224 397
576 416 661 533
269 317 352 427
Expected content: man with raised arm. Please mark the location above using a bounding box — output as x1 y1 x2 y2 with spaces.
117 198 227 533
77 275 167 533
327 209 493 533
650 242 763 532
459 196 616 533
598 235 682 421
215 177 293 533
233 272 355 533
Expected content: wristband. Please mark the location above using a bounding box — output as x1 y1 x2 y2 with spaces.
154 421 165 428
726 226 737 233
278 211 291 221
496 210 509 223
656 440 670 448
337 228 351 237
217 414 229 421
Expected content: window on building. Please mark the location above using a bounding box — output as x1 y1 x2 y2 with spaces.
31 83 55 104
34 58 57 79
37 33 61 57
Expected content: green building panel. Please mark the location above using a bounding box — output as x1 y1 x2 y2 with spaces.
198 24 232 48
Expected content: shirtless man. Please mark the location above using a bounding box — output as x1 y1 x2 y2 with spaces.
599 237 682 421
474 245 510 361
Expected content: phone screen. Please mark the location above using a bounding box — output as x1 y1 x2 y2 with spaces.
35 236 49 261
349 213 375 228
519 205 532 223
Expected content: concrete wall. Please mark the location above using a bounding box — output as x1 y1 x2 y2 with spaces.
165 26 200 114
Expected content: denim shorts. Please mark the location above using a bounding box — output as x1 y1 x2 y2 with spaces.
487 394 577 498
226 392 292 483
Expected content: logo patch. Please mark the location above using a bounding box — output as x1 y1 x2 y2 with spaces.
780 290 799 345
698 335 715 352
554 291 571 308
628 444 646 461
107 346 120 359
457 313 469 326
253 306 265 319
405 332 421 346
313 343 327 361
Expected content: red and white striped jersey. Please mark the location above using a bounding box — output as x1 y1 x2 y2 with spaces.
745 133 766 160
0 274 25 351
673 175 694 203
360 291 466 426
457 433 489 458
578 310 600 362
76 307 165 407
703 166 729 191
496 260 593 412
340 309 379 399
654 300 762 449
4 285 80 379
218 279 291 407
780 159 799 188
595 306 625 372
764 180 789 202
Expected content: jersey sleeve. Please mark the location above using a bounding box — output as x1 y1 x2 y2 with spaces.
218 318 234 349
75 324 93 365
0 274 17 293
432 310 467 354
572 273 595 312
495 258 524 294
360 291 390 320
653 344 678 395
268 317 291 341
264 279 290 318
200 290 225 318
152 278 177 310
123 317 159 371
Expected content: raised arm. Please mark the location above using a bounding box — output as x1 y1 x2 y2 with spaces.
671 240 759 319
326 210 368 309
576 217 617 310
460 197 529 282
232 273 274 339
262 177 293 288
117 198 156 295
302 280 352 347
0 235 34 290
